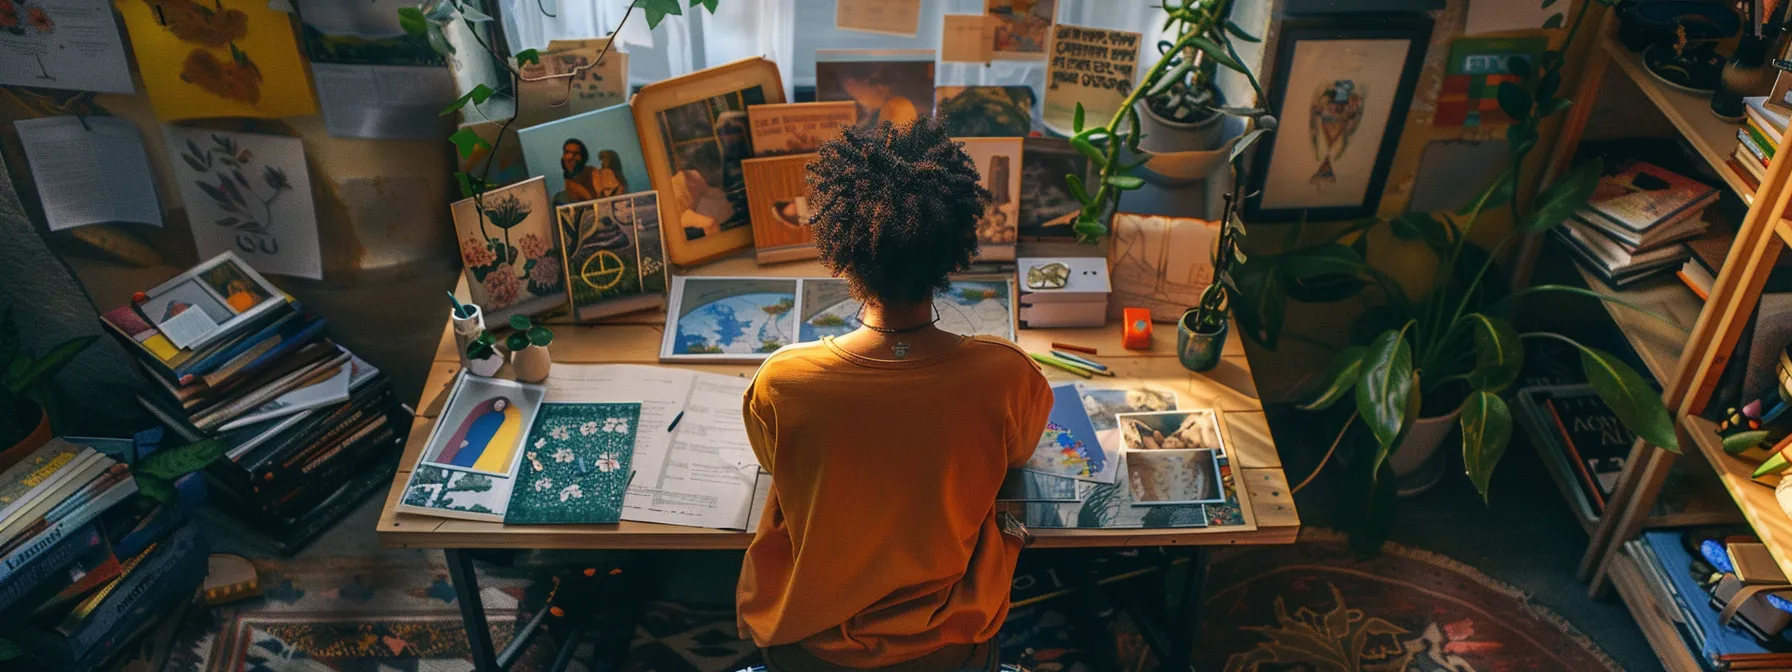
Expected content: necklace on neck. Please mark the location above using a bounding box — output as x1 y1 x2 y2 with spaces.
856 306 939 359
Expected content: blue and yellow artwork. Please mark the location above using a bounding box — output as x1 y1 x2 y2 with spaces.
421 374 545 477
1020 383 1112 483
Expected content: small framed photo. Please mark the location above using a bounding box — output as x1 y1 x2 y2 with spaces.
138 252 286 351
1245 16 1433 222
632 57 786 267
1125 448 1225 505
1115 409 1226 456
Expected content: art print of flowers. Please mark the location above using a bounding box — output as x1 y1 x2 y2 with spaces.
140 0 265 104
506 402 641 524
178 133 289 236
165 127 320 279
453 178 565 316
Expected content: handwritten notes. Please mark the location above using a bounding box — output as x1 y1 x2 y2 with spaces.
941 14 996 63
836 0 921 37
1044 24 1141 133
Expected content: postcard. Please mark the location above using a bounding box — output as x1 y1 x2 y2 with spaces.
1115 409 1226 456
555 190 666 321
1022 382 1114 483
834 0 921 37
0 0 133 93
1077 385 1179 455
136 252 285 352
164 128 321 279
117 0 318 120
1043 24 1141 134
1023 452 1208 529
997 469 1083 502
515 37 629 127
936 86 1037 137
1018 137 1088 237
519 102 650 206
661 276 800 362
1125 448 1225 505
958 137 1024 261
815 49 937 129
986 0 1057 60
451 176 566 323
398 373 547 522
742 153 819 264
505 402 641 524
747 102 857 157
797 276 1016 343
941 14 996 63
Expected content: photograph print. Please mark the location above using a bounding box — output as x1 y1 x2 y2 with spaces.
554 190 667 321
1116 409 1226 456
986 0 1057 59
518 102 649 206
957 137 1024 260
656 87 764 243
936 86 1037 137
1018 137 1088 237
1126 449 1225 505
451 176 567 323
815 50 937 129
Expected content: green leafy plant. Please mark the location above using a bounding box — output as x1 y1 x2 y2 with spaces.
1236 0 1656 554
0 308 96 447
505 314 555 351
466 330 501 361
133 437 229 503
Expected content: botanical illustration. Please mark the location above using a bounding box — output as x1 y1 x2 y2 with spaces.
177 134 291 244
165 128 321 279
505 402 641 524
451 177 565 321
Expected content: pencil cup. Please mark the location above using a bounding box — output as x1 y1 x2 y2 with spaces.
1176 309 1227 373
452 304 484 369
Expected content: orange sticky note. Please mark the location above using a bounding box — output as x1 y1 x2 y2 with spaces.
1122 307 1152 350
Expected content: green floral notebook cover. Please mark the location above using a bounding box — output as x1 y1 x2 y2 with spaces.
505 402 641 524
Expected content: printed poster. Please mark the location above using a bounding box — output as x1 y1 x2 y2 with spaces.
164 127 322 279
1433 37 1547 128
814 50 935 129
986 0 1056 60
0 0 134 93
118 0 318 120
1043 24 1140 134
940 14 995 63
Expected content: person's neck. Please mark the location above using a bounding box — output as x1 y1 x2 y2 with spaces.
862 300 932 332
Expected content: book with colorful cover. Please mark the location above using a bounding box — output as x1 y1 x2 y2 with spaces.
1746 112 1779 154
0 522 103 616
1578 162 1720 235
0 444 104 542
14 523 206 670
0 474 137 581
1019 383 1113 484
505 402 642 524
1543 390 1637 512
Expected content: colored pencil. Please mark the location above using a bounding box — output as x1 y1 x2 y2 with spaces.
1043 352 1115 377
1052 342 1098 355
1051 350 1108 371
1029 353 1093 378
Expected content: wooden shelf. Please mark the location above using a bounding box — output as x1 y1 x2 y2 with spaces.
1608 544 1707 672
1779 218 1792 248
1603 37 1755 205
1683 414 1792 580
1572 265 1704 386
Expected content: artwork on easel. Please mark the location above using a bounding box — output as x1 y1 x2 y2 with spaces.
450 176 567 323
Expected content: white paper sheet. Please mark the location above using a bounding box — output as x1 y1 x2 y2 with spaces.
163 127 323 279
156 308 220 350
0 0 133 93
14 116 160 231
310 63 456 140
546 364 760 529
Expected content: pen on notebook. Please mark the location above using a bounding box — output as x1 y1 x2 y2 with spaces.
668 411 685 432
1050 350 1107 371
1051 342 1098 355
1030 353 1093 379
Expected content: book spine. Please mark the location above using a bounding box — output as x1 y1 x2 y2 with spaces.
112 472 205 559
1745 117 1777 158
262 452 400 554
198 318 327 389
62 523 206 666
254 422 399 516
1545 399 1608 513
1740 130 1770 163
176 309 303 380
235 382 394 476
0 478 137 582
253 389 398 481
0 522 101 615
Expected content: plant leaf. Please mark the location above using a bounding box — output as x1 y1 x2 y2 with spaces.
1464 314 1523 392
515 48 540 66
440 92 473 116
1525 158 1602 233
529 326 555 346
1497 81 1532 122
1105 175 1145 190
458 3 492 21
469 83 495 105
397 6 427 35
1388 212 1452 252
1579 345 1679 452
1460 391 1512 504
1073 102 1085 133
635 0 684 28
1543 12 1564 28
1276 244 1364 280
1069 134 1108 167
1065 173 1090 204
1725 430 1772 455
1224 19 1261 42
1231 262 1284 349
1355 329 1414 453
509 314 533 330
5 335 95 393
448 128 492 160
1189 36 1246 73
1230 128 1268 165
1299 346 1366 411
507 332 530 351
135 437 230 480
136 476 177 503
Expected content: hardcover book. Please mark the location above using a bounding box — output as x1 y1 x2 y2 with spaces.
505 402 642 524
1544 390 1636 511
1577 161 1719 235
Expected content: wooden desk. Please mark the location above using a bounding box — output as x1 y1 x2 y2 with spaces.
375 256 1300 670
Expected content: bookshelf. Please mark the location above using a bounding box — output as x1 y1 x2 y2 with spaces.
1682 415 1792 579
1607 545 1706 672
1602 36 1756 204
1572 267 1703 385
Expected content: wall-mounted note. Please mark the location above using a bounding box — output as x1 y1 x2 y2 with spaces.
1043 24 1140 134
15 116 161 230
941 14 996 63
836 0 921 38
0 0 134 93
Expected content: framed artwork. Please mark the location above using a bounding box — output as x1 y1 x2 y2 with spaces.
451 176 567 323
957 137 1025 261
518 102 649 206
1244 17 1433 222
554 190 667 321
632 57 786 267
742 153 821 264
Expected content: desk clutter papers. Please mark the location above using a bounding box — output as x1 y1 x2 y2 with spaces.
13 116 161 231
398 365 761 530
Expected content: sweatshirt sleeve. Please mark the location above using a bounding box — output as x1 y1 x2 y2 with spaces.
1009 360 1055 468
743 374 777 474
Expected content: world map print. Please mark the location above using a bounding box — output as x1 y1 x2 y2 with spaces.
671 280 798 356
798 278 1014 342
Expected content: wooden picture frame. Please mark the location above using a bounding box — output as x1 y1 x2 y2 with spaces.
632 57 786 267
1244 17 1432 222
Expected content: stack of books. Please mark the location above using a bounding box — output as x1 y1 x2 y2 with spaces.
97 253 412 554
0 439 206 671
1680 231 1792 300
1558 161 1717 288
1732 97 1788 191
1629 530 1792 670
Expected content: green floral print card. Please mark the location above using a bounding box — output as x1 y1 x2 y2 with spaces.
506 402 641 524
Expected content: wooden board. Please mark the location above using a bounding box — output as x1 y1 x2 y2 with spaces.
380 251 1295 550
1602 37 1755 205
1608 546 1709 672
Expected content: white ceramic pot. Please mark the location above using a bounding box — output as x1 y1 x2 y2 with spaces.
1389 408 1464 498
1137 99 1226 154
467 351 505 377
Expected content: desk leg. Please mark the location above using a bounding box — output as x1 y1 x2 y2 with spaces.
1167 547 1208 672
447 549 501 672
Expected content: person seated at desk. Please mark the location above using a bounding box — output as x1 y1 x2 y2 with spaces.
737 117 1054 672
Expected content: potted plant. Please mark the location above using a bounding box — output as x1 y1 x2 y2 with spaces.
505 314 554 383
1135 0 1241 154
0 310 97 469
465 331 505 377
1233 0 1665 554
1177 193 1243 372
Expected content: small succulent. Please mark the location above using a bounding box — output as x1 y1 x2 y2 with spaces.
466 331 500 361
505 314 555 351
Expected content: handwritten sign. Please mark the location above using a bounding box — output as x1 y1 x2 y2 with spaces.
1043 24 1141 133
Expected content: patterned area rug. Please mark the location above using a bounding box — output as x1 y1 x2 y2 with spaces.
153 557 583 672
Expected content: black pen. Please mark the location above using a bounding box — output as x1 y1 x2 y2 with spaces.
668 411 685 432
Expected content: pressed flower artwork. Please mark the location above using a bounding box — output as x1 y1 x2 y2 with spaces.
450 176 567 323
505 402 642 524
117 0 316 119
164 127 321 279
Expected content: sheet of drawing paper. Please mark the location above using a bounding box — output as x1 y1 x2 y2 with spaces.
15 116 161 230
163 127 322 279
941 14 995 63
116 0 318 120
0 0 134 92
836 0 921 37
298 0 455 139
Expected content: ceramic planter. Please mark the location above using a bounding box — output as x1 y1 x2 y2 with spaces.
0 405 50 472
1176 310 1227 372
451 304 485 371
467 351 505 377
1137 99 1225 154
1389 407 1464 498
513 345 551 384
